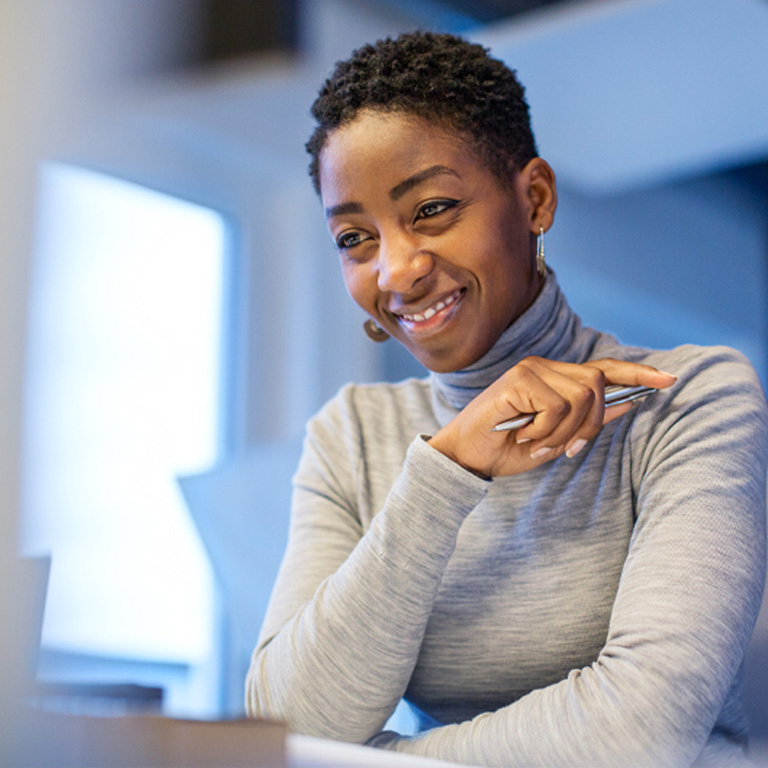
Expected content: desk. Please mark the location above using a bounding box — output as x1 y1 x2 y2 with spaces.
2 707 474 767
288 733 472 768
2 709 285 767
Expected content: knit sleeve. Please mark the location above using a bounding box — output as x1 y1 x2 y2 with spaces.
369 347 768 767
245 387 490 742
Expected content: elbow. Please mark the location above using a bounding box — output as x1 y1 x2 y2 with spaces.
244 647 362 742
575 657 721 767
244 655 269 719
245 647 287 725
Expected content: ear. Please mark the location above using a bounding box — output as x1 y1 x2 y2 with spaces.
517 158 558 234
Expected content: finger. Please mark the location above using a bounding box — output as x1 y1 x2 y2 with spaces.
561 365 671 457
562 398 636 459
515 357 608 420
602 399 634 425
510 364 601 451
491 364 571 442
521 356 676 392
585 358 677 389
558 365 609 457
512 359 605 444
514 357 667 460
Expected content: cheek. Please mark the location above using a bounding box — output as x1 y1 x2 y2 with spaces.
340 261 375 311
483 219 531 285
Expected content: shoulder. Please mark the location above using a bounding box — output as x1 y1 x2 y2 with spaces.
595 339 766 411
588 338 768 470
632 343 765 418
622 344 768 486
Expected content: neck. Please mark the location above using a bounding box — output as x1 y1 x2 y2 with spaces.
430 270 599 421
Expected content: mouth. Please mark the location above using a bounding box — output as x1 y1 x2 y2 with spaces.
393 288 465 331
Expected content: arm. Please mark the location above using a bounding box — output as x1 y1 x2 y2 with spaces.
369 348 768 767
247 358 676 745
245 388 490 742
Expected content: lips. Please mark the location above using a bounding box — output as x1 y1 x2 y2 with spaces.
396 289 463 324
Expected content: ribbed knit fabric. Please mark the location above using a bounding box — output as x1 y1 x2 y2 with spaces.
247 272 768 767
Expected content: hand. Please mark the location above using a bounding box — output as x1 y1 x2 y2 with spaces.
427 357 676 478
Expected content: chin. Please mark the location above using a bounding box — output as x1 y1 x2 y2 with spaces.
412 348 484 374
400 330 494 374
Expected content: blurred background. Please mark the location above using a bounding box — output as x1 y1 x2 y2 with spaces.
1 0 767 754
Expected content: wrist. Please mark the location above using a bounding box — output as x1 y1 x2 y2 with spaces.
426 434 492 481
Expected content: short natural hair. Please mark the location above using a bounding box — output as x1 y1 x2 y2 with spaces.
306 30 538 194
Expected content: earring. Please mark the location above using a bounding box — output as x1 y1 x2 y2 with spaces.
536 225 546 278
363 318 389 342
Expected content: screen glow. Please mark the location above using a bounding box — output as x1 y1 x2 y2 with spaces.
21 164 226 664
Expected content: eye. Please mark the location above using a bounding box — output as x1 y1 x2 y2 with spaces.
415 199 459 222
335 230 369 250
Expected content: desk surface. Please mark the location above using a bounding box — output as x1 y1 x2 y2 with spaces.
3 706 474 767
288 733 473 768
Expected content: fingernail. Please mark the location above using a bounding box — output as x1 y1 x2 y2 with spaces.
658 371 677 380
566 438 587 458
516 436 531 444
530 446 553 459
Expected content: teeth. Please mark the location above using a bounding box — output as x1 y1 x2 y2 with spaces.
402 290 460 323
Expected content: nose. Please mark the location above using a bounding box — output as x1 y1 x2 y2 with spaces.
377 232 433 293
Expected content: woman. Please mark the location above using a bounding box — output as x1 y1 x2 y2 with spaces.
246 32 768 767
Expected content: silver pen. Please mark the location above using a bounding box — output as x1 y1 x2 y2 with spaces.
491 384 657 433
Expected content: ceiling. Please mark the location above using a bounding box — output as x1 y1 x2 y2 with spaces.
197 0 571 62
371 0 572 24
122 0 768 195
439 0 571 18
473 0 768 191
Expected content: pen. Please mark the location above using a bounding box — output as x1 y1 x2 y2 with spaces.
491 384 657 433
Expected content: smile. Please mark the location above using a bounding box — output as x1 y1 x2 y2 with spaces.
398 289 463 324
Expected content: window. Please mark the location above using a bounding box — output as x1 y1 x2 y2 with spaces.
20 165 228 672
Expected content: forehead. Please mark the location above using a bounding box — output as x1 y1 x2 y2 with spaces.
318 111 483 203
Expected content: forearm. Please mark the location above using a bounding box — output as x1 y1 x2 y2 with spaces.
246 436 489 741
368 660 705 768
369 506 765 768
371 352 768 767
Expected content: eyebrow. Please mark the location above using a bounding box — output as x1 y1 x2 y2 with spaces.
324 165 460 219
389 165 460 201
324 201 364 219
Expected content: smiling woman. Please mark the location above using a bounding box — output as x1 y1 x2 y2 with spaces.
320 116 548 374
245 31 768 768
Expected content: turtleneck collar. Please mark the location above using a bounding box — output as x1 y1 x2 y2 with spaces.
430 270 603 424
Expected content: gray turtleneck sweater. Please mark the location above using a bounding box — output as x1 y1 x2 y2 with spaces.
246 274 768 767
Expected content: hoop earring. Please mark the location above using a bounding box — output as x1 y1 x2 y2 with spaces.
363 318 389 342
536 225 546 278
